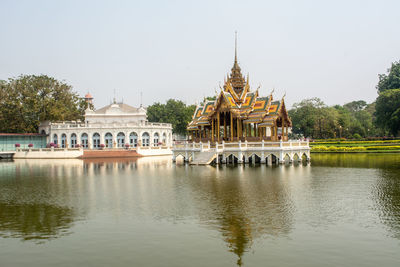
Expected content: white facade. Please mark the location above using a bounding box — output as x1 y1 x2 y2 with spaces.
39 102 173 149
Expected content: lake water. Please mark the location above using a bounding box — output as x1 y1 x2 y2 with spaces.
0 154 399 267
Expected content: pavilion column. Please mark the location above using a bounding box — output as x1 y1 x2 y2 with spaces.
217 113 220 142
282 120 285 141
286 126 288 140
237 118 240 139
211 119 214 142
230 113 233 141
223 113 227 141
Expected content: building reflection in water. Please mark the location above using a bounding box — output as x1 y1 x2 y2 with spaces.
183 164 299 266
0 156 306 266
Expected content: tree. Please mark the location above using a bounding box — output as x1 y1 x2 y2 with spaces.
377 61 400 93
375 89 400 136
289 98 339 139
289 98 378 139
147 99 196 135
0 75 90 133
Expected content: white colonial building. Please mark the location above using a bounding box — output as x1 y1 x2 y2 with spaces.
39 95 173 149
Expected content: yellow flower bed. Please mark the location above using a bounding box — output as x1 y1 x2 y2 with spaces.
312 146 367 152
312 145 400 152
365 146 400 150
312 140 400 145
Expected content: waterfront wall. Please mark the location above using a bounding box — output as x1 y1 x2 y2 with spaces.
11 147 172 159
14 148 83 159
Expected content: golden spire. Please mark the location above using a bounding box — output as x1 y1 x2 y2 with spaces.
235 31 238 64
230 31 245 94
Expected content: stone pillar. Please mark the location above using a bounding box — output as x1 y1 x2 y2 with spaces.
221 154 226 164
267 155 272 165
238 140 243 164
261 151 266 164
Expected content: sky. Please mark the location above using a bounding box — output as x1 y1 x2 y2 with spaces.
1 0 399 109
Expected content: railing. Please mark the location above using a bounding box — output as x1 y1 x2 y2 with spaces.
173 140 310 152
49 122 172 129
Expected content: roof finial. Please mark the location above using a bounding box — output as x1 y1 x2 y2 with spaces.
113 89 116 104
234 31 238 63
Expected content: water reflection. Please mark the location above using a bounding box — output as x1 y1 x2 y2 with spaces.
311 153 400 169
0 202 75 242
184 165 295 265
0 160 85 242
1 154 400 266
374 169 400 239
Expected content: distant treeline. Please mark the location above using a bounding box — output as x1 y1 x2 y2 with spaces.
290 61 400 139
1 62 399 138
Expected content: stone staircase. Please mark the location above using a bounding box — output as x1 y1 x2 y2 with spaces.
190 151 216 165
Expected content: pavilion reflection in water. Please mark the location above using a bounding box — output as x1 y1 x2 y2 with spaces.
184 165 297 266
0 158 300 265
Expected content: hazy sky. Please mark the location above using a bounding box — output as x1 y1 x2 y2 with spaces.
1 0 399 109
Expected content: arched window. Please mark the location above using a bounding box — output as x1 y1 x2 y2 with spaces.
117 132 125 148
81 133 88 148
105 133 113 148
93 133 100 149
129 132 138 147
61 134 67 148
53 134 58 145
162 133 167 145
153 133 159 146
142 132 150 147
41 130 46 135
70 133 77 148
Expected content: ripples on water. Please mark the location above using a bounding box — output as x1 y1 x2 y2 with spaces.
0 154 399 266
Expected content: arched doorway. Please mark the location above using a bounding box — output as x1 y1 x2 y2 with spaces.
142 132 150 147
162 133 167 145
53 134 58 145
70 133 77 148
117 132 125 148
153 132 159 146
129 132 138 147
105 133 113 148
81 133 88 148
93 133 100 149
61 134 67 148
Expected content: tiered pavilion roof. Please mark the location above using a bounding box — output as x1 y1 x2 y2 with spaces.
187 44 291 143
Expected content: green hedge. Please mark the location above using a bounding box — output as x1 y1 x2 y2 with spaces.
311 145 400 152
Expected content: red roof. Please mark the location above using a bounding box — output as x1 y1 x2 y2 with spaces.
85 92 93 99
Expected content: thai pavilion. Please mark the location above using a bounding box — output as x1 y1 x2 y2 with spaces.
173 42 310 165
187 47 292 143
